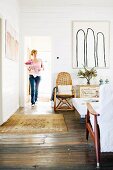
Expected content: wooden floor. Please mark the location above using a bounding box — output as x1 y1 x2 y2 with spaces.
0 102 113 170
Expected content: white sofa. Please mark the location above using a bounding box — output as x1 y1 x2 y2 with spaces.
86 84 113 167
72 98 99 118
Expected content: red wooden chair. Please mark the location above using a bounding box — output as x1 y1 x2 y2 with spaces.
86 84 113 167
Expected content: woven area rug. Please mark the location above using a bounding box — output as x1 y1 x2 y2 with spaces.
0 114 67 134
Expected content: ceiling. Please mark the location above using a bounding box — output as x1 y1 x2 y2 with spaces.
18 0 113 8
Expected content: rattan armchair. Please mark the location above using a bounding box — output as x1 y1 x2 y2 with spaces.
54 72 75 111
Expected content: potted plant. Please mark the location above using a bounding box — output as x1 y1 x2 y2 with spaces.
77 66 97 85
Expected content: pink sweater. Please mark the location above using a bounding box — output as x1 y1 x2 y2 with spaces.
25 59 44 77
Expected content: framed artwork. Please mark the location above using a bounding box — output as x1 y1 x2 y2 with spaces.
75 85 99 98
79 85 99 98
5 20 19 61
72 21 110 68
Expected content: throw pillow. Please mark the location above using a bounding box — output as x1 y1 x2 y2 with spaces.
58 85 72 95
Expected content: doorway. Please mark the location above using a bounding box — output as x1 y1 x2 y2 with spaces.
24 36 52 105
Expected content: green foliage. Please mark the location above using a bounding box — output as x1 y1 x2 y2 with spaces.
77 66 97 84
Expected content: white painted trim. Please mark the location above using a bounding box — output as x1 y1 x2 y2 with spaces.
0 17 3 124
1 105 19 125
19 33 26 107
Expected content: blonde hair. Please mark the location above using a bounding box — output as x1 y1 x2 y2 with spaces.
31 49 37 56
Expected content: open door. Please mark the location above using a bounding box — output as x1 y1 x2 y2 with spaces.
24 36 52 104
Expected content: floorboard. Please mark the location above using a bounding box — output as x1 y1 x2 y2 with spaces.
0 102 113 170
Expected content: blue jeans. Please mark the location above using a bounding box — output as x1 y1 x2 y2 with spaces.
29 75 41 104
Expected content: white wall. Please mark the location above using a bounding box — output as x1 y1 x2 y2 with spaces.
20 3 113 105
0 0 20 125
0 18 2 125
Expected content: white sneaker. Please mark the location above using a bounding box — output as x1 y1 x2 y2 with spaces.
35 101 38 104
31 104 35 107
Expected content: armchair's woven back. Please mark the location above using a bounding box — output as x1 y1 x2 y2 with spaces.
56 72 72 86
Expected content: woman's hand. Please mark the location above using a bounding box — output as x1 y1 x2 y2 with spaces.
25 60 32 65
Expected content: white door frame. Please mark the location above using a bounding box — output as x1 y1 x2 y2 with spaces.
19 36 53 107
0 17 3 124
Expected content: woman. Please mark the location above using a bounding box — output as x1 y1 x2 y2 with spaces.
25 49 44 107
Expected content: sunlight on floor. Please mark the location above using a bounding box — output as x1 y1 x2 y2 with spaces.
21 101 54 115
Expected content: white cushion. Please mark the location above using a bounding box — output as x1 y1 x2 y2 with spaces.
58 85 72 95
89 84 113 152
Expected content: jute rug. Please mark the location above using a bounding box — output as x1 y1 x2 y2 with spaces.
0 114 67 134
